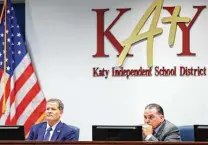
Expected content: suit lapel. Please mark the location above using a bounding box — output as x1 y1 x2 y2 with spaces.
37 122 47 140
50 121 63 141
155 120 166 138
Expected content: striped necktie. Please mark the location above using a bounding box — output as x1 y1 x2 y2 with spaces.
43 127 52 140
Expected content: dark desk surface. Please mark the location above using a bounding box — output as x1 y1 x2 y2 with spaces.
0 141 207 145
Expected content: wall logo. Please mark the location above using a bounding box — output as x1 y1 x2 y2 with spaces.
92 0 206 67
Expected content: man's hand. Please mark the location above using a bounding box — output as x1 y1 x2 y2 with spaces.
142 124 153 137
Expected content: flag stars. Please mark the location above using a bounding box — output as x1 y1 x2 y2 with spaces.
18 50 21 55
0 5 28 75
6 66 10 71
7 9 10 14
17 41 21 46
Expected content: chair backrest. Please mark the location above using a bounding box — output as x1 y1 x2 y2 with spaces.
178 125 194 141
68 125 80 141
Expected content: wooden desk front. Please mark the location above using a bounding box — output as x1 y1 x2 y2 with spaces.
0 141 207 145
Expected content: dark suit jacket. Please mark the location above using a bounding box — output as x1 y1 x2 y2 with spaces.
27 121 76 141
145 120 181 141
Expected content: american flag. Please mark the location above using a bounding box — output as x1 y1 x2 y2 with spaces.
0 0 46 136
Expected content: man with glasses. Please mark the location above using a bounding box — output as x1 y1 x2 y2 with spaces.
142 103 181 141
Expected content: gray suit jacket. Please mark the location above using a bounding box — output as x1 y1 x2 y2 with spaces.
145 120 181 141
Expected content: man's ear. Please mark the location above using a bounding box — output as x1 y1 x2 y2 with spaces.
160 115 164 119
60 110 63 115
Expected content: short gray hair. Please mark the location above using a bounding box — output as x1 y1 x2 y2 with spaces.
47 98 64 111
145 103 164 115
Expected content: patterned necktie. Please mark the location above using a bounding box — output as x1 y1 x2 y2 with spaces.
43 127 52 141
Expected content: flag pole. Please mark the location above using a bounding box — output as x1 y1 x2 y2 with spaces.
2 0 7 114
0 0 5 24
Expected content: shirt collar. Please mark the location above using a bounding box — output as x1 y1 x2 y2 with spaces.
154 120 165 134
46 120 61 131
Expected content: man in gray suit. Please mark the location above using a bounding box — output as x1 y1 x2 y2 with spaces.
142 103 181 141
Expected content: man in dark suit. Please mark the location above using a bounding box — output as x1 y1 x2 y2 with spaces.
142 103 181 141
27 98 76 141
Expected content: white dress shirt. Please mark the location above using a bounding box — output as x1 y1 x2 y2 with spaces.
44 121 60 141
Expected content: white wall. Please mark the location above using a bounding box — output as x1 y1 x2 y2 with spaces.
26 0 208 140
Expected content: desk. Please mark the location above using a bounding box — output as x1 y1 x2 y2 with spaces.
0 141 207 145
